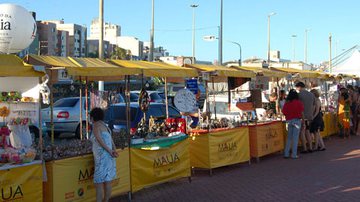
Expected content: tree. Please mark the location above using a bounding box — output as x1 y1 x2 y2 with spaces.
111 46 129 60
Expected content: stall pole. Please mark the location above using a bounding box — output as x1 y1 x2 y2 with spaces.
227 78 231 112
125 75 130 134
85 77 89 139
79 76 83 140
212 76 217 120
205 80 210 131
164 77 169 119
38 77 44 163
50 69 55 144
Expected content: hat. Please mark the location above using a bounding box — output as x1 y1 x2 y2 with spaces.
295 82 305 88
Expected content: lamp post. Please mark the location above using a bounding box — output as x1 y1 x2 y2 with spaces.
267 12 276 64
291 34 297 62
190 4 199 64
98 0 104 91
228 41 242 66
149 0 155 61
219 0 223 65
304 29 310 63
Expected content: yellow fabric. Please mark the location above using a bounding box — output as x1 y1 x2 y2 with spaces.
234 66 287 78
185 64 255 78
189 127 250 169
130 139 191 192
249 122 284 158
0 163 42 202
44 149 130 202
0 54 44 77
27 54 76 67
270 67 327 79
111 60 198 77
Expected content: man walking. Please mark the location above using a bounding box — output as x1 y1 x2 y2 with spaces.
295 82 316 153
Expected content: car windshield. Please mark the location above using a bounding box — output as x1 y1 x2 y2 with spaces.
106 106 138 122
54 98 78 107
130 93 139 102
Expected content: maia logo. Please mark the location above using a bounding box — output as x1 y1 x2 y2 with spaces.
78 167 94 183
1 185 23 201
218 142 237 152
153 153 180 168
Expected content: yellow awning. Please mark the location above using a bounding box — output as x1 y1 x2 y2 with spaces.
184 64 255 78
0 54 44 77
26 55 141 80
270 67 327 79
110 60 198 77
233 66 287 78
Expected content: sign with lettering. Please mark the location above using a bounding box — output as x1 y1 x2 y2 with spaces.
249 121 284 158
0 162 42 202
130 138 190 192
189 127 250 169
186 79 198 95
0 4 36 53
43 149 130 202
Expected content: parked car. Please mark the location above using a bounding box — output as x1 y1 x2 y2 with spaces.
42 97 89 138
131 90 164 103
120 92 139 102
104 103 181 134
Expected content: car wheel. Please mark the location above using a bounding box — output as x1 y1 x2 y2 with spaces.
75 122 88 139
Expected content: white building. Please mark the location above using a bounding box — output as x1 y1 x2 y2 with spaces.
143 41 169 61
116 36 143 60
89 18 121 45
46 20 87 57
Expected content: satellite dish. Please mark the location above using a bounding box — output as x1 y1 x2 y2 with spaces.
0 4 37 53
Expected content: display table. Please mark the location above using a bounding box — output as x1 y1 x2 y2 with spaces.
320 112 339 138
43 148 130 202
0 160 43 202
249 121 284 161
130 135 190 192
189 127 250 173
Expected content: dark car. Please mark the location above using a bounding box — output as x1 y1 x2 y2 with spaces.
104 103 181 134
120 92 139 102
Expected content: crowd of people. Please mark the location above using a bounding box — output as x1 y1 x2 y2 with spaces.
281 81 360 159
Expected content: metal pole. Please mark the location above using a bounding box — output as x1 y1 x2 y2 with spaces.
191 4 198 64
291 35 297 62
85 77 89 139
267 15 271 64
149 0 155 61
229 41 242 66
219 0 223 65
79 77 83 140
165 77 169 118
304 29 309 63
267 12 276 65
329 33 332 73
98 0 104 91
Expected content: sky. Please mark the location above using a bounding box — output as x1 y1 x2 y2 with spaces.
3 0 360 64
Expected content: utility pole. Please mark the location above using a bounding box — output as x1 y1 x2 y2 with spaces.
304 29 310 63
98 0 104 91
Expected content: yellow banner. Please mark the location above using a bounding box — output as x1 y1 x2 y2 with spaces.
130 139 190 192
190 127 250 169
249 122 284 158
44 148 130 202
0 163 42 202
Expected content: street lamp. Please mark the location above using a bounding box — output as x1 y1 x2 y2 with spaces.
304 29 310 63
228 41 242 66
190 4 199 64
149 0 155 61
267 12 276 64
291 34 297 62
98 0 104 91
219 0 223 65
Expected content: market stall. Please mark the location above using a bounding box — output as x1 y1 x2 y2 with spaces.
0 54 45 202
110 60 197 192
25 54 140 199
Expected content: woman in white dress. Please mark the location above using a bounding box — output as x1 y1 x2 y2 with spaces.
90 108 118 202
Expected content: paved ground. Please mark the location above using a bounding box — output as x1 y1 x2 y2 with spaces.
112 135 360 202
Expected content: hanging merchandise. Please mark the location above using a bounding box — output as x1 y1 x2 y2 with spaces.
174 89 197 113
8 117 32 148
139 88 150 112
39 75 51 104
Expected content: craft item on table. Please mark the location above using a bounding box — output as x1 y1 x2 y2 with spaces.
8 117 32 149
0 126 11 148
8 91 21 102
21 97 34 102
39 75 51 104
0 92 9 102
